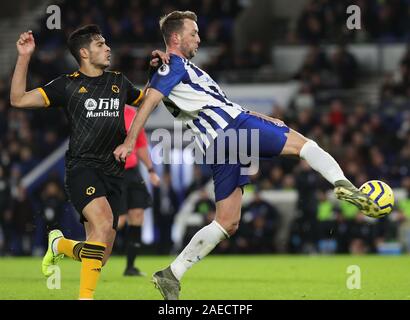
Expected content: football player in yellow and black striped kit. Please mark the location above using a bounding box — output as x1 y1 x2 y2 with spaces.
10 25 168 299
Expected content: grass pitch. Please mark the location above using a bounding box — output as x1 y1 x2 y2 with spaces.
0 255 409 300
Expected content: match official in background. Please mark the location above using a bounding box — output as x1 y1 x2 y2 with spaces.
117 105 160 277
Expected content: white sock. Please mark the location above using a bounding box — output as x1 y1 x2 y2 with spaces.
300 140 347 185
170 220 228 281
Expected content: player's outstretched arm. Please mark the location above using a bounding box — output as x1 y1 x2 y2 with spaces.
10 31 47 108
113 88 164 162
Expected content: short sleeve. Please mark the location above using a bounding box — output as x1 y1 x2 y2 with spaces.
149 58 187 97
39 75 67 107
124 75 143 106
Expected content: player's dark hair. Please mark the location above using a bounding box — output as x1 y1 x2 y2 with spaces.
67 24 102 64
159 11 197 45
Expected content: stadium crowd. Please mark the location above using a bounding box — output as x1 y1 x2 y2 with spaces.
1 0 410 257
287 0 410 44
35 0 245 83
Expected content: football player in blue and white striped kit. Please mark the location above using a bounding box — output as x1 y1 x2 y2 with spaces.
113 11 380 300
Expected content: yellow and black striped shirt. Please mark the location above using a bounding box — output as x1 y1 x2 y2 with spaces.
39 71 143 177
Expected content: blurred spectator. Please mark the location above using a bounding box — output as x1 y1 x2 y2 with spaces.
398 177 410 252
288 161 320 253
19 146 38 175
380 47 410 101
183 189 216 250
293 44 358 103
0 98 7 137
268 166 285 189
0 166 11 256
38 179 66 231
316 190 337 254
328 99 345 127
293 83 315 112
293 44 328 87
153 170 179 254
295 161 320 223
202 43 235 77
348 214 374 254
38 130 61 157
333 208 352 253
296 2 325 43
234 191 281 253
0 166 10 217
185 165 211 197
290 0 410 44
1 208 14 256
193 189 216 221
9 186 34 255
328 44 358 89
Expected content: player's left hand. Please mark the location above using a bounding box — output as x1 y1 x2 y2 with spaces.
149 172 161 187
113 143 133 162
150 50 169 67
16 30 35 57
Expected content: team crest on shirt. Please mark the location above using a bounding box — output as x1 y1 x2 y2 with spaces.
111 85 119 93
158 64 170 76
86 186 95 195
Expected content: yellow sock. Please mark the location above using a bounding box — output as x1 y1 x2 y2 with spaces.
78 241 106 300
56 238 83 261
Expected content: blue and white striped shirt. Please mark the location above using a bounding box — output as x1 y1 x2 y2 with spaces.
150 54 246 151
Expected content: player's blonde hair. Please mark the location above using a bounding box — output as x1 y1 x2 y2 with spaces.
159 11 197 45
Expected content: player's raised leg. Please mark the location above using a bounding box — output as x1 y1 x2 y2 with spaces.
282 128 380 213
44 231 85 266
42 227 96 277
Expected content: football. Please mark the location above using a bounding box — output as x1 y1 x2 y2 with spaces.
359 180 395 218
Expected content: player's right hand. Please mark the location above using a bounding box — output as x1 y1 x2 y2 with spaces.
150 50 170 67
16 31 35 56
149 172 161 187
113 143 133 163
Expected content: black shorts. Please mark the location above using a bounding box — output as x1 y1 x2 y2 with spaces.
65 167 125 229
120 166 152 214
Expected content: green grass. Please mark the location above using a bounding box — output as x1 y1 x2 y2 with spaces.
0 255 409 300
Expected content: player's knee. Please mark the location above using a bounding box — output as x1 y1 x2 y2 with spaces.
101 218 113 233
219 220 240 236
128 209 144 225
117 215 126 230
282 130 309 156
227 222 240 236
93 217 114 240
216 209 241 236
303 139 318 148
